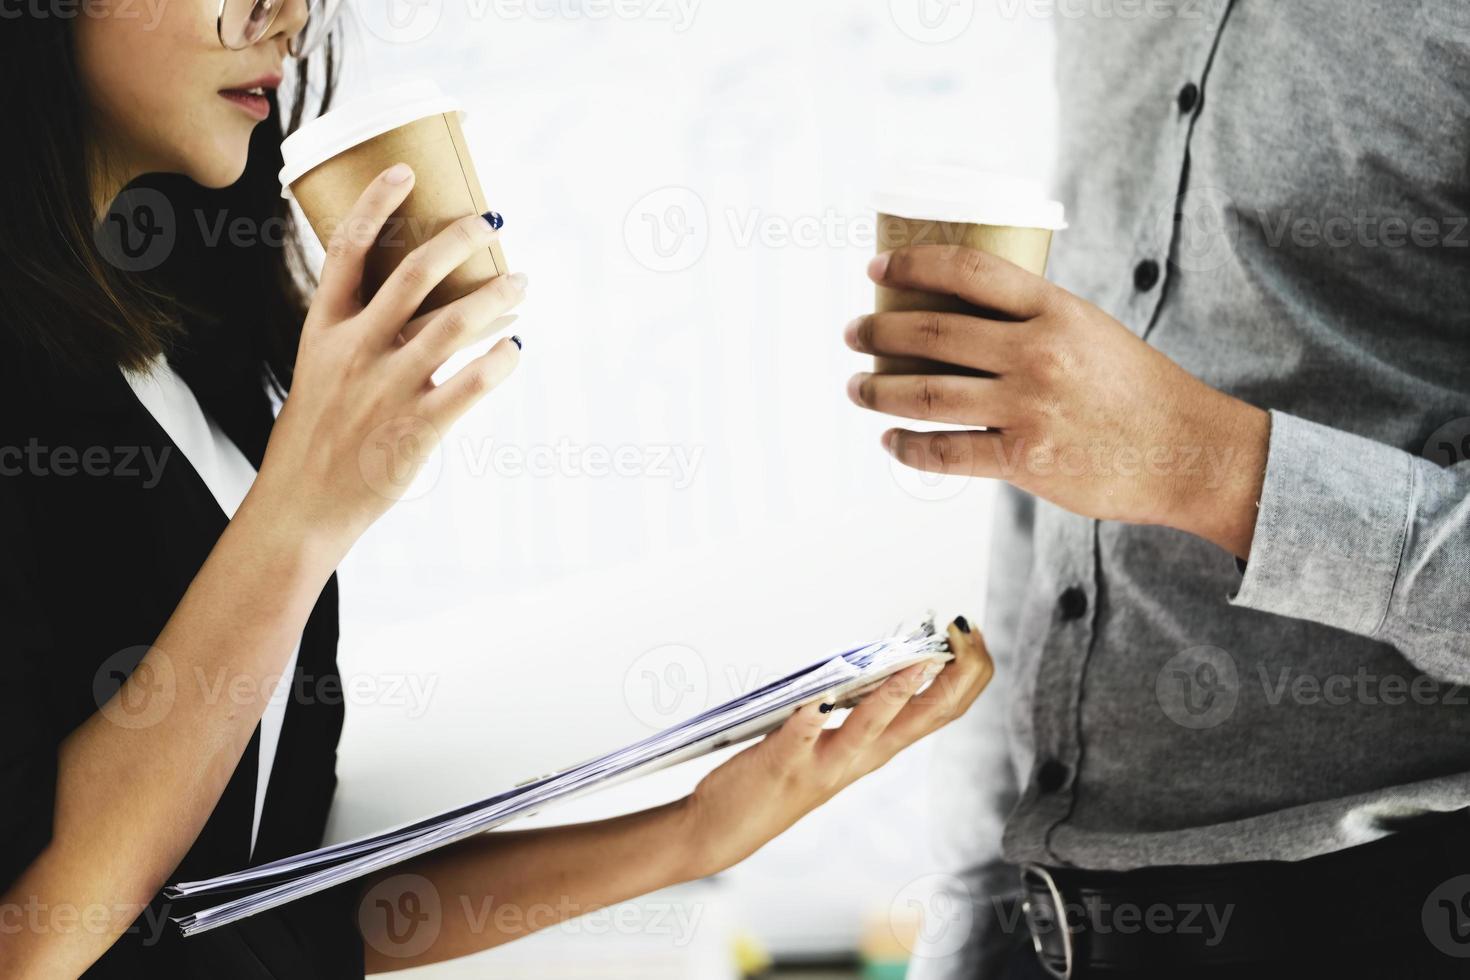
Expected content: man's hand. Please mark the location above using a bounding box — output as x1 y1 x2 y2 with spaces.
845 244 1271 558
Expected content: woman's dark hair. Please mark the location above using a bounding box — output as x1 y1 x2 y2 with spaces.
0 13 339 391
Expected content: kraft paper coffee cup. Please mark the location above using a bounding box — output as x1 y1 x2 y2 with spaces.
872 167 1065 375
280 79 509 315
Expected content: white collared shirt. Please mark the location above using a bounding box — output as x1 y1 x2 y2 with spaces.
122 354 298 858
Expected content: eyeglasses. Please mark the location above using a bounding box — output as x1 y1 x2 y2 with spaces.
216 0 342 57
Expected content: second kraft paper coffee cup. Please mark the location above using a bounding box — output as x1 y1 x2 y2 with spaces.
872 166 1065 375
280 79 510 315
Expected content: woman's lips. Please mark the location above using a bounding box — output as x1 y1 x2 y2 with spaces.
219 87 271 121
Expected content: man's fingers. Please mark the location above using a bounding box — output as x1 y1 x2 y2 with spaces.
421 335 521 428
871 245 1051 320
316 163 417 316
844 311 1016 374
882 428 1010 480
365 213 503 335
847 372 1010 428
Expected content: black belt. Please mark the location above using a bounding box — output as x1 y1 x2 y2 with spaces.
1018 811 1470 979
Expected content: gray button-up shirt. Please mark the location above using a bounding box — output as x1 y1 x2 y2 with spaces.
912 2 1470 975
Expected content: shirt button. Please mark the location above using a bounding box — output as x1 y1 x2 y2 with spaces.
1058 586 1088 621
1177 81 1200 114
1037 759 1070 793
1133 259 1161 292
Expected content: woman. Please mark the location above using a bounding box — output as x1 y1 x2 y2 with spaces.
0 0 993 976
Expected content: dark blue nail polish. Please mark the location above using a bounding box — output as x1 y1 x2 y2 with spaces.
819 703 834 714
482 210 504 231
510 335 522 350
955 615 971 634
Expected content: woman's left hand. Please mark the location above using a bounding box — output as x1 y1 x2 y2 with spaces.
677 617 993 878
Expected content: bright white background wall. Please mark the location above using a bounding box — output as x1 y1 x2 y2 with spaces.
311 1 1057 974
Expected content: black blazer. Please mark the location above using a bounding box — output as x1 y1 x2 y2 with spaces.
0 322 364 978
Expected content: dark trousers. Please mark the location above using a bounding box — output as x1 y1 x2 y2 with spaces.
1002 813 1470 980
1000 934 1469 980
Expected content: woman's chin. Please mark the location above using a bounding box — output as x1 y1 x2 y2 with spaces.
186 156 250 190
183 134 254 189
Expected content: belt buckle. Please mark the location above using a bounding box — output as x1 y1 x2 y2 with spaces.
1020 863 1074 980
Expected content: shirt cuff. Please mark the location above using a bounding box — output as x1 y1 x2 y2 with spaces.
1229 410 1414 637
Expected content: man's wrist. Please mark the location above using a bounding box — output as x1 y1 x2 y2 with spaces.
1166 396 1270 559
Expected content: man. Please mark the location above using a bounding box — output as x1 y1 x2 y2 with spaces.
844 2 1470 977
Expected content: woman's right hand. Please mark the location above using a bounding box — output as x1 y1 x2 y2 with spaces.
677 616 994 879
248 162 525 560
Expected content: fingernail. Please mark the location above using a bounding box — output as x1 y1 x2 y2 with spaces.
819 703 834 714
508 272 529 290
383 163 413 184
481 210 504 230
846 373 869 405
510 335 522 350
843 316 865 347
868 252 892 280
954 615 971 634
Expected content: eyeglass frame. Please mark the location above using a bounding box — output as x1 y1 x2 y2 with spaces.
215 0 338 58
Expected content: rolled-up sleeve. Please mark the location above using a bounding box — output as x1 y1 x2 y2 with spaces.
0 466 59 893
1231 409 1470 682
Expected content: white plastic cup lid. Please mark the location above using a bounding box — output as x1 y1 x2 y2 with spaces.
873 165 1067 230
278 79 462 200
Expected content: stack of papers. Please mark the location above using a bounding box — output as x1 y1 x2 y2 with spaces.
166 619 951 936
